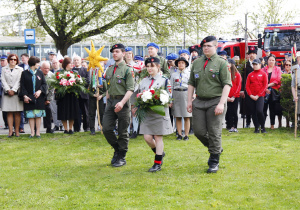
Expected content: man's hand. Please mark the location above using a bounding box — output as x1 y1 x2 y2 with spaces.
114 101 124 113
250 95 259 101
8 90 14 96
97 95 103 101
45 100 50 105
214 103 224 115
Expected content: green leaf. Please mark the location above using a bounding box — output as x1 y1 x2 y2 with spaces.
149 105 165 116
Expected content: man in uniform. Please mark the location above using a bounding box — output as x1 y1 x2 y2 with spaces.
147 42 170 78
218 50 228 60
103 44 134 167
187 36 232 173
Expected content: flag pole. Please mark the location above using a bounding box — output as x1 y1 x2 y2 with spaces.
294 43 298 138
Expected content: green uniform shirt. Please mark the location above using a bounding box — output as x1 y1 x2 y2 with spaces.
155 55 170 78
105 61 134 96
188 53 232 98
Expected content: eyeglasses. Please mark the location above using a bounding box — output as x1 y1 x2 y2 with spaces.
9 59 17 61
202 45 215 48
285 64 291 66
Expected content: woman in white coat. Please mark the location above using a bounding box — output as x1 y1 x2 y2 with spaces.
1 54 24 137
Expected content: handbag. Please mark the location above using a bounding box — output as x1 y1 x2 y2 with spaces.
270 88 280 102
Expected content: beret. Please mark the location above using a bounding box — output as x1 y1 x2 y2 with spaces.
200 36 217 47
125 47 133 52
134 55 144 61
218 50 227 56
110 44 125 53
166 53 178 60
248 46 257 54
145 57 160 66
147 42 159 49
227 58 235 65
179 49 190 56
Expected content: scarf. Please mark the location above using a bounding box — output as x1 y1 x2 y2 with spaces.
29 68 37 93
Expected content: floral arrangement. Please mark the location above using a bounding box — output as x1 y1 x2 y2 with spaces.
47 70 88 97
135 87 172 123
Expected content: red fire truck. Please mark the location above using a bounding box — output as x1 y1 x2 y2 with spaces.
259 23 300 65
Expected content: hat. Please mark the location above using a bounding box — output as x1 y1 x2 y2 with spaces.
218 51 227 56
265 49 270 53
48 51 57 55
188 45 199 53
227 58 235 65
200 36 217 47
179 49 190 56
125 47 133 52
175 57 189 67
248 46 257 54
0 55 7 60
134 55 144 61
145 57 160 66
166 53 178 60
110 44 125 52
147 42 159 49
252 59 261 64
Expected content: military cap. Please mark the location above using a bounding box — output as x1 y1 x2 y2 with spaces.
166 53 178 60
227 58 235 65
125 47 133 52
179 49 190 56
0 55 7 60
200 36 217 47
175 57 189 67
145 57 160 66
147 42 159 49
252 59 261 64
284 52 291 56
110 44 125 52
48 51 57 55
134 55 144 61
188 45 199 53
265 49 270 52
248 46 257 54
218 51 227 56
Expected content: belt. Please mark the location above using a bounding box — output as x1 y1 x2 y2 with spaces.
109 95 124 100
196 96 220 101
174 89 188 91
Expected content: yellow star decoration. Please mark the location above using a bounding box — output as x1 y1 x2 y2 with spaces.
84 40 108 73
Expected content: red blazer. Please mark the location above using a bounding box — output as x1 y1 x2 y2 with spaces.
246 69 268 97
262 66 282 90
228 72 241 98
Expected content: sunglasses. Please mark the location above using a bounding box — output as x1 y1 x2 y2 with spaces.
9 59 17 61
285 64 291 66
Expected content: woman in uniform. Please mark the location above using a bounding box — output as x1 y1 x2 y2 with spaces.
170 57 191 140
137 57 172 172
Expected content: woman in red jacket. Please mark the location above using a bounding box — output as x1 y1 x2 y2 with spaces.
262 55 282 129
246 59 268 133
226 59 241 132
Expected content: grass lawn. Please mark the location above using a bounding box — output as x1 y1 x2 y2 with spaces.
0 128 300 209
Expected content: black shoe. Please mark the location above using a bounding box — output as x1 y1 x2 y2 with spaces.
112 158 126 167
4 126 8 129
148 163 161 172
254 128 260 133
111 151 119 164
52 126 59 131
261 128 267 133
84 128 90 132
64 130 69 134
59 126 64 131
130 131 138 139
245 124 250 128
90 129 95 135
176 135 183 140
46 129 54 134
19 129 25 133
183 136 189 141
207 164 219 173
69 130 74 134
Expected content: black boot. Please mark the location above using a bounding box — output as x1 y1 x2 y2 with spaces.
207 153 220 173
148 163 161 172
112 151 126 167
254 128 260 133
111 144 119 165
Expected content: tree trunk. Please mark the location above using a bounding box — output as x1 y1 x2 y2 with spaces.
55 38 71 56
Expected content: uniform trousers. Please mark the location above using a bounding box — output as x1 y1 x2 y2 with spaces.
192 97 225 154
103 98 131 153
74 97 90 131
89 96 105 131
50 100 62 127
43 104 52 132
226 98 239 128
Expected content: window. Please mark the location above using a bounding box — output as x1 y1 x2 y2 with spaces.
233 46 240 57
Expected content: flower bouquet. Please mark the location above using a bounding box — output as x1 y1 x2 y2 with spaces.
47 71 88 98
135 87 172 123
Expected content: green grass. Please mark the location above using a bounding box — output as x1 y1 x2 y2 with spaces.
0 128 300 209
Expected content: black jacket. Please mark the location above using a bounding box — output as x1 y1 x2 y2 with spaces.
72 67 90 99
19 69 47 111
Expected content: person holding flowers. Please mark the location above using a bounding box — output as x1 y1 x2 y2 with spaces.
19 56 47 138
135 57 173 172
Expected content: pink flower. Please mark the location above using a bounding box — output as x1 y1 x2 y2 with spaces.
137 93 142 98
68 78 76 86
59 78 69 86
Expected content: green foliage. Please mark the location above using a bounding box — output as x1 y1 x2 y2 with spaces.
280 74 295 123
0 129 300 208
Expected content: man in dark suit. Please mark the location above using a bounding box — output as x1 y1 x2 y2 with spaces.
72 56 90 132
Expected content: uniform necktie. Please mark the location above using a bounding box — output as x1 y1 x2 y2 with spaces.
203 58 211 70
113 65 118 75
149 78 155 89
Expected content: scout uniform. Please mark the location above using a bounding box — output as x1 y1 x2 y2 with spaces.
188 36 232 173
291 62 300 113
170 59 192 118
102 44 134 167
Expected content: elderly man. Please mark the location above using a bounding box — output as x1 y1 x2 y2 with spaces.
40 61 54 133
187 36 232 173
51 58 61 73
72 55 90 132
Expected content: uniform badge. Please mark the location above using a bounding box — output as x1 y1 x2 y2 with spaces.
212 74 215 78
209 69 213 72
195 74 199 78
175 79 179 82
118 79 122 83
37 76 41 80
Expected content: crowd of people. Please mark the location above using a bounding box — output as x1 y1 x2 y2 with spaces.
1 37 300 173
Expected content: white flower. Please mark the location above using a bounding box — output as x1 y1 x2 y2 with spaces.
160 89 168 96
141 90 152 102
160 93 169 105
70 73 75 79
